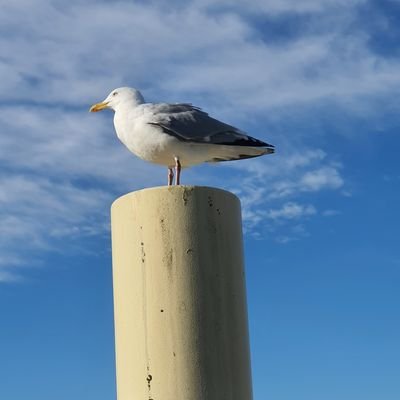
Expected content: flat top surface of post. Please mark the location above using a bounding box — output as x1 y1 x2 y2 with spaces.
112 185 240 208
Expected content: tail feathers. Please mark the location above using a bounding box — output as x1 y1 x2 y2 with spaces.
207 145 274 162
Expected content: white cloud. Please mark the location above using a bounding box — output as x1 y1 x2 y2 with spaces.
322 209 341 217
0 0 399 114
225 147 344 237
0 174 113 278
0 270 23 283
197 0 365 14
267 202 316 220
300 167 344 192
268 165 344 199
274 224 311 244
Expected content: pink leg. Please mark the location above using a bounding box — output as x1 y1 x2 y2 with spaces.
174 157 181 185
168 168 174 186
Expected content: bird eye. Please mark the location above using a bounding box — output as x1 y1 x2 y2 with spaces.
112 91 118 96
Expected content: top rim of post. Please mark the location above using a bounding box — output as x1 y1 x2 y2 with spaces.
111 185 240 208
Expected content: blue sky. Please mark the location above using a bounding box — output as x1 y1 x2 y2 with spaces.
1 0 399 398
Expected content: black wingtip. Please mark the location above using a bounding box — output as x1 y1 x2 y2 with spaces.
265 146 275 154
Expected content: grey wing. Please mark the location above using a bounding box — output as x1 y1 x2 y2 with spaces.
147 103 274 148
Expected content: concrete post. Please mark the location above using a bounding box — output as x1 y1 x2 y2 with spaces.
111 186 253 400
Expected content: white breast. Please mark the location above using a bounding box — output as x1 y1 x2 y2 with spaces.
113 110 178 166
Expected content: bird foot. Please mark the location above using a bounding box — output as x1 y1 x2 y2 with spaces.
168 168 174 186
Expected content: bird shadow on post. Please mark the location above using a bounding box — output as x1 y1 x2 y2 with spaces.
111 185 253 400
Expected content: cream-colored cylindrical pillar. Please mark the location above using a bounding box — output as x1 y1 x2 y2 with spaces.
111 186 253 400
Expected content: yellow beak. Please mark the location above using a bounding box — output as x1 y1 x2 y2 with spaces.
89 101 109 112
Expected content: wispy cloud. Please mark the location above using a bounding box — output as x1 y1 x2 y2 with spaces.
322 209 341 217
300 167 344 191
266 202 317 220
197 0 364 14
227 147 345 238
276 223 310 244
0 174 112 273
1 0 400 112
270 165 344 198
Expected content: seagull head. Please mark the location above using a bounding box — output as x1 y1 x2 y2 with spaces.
89 87 145 112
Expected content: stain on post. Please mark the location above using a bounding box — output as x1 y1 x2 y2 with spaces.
146 374 154 399
146 374 152 389
182 187 194 205
141 242 146 264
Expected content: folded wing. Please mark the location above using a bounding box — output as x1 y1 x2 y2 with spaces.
146 103 275 150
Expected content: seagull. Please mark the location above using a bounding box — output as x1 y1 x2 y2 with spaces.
90 87 274 185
